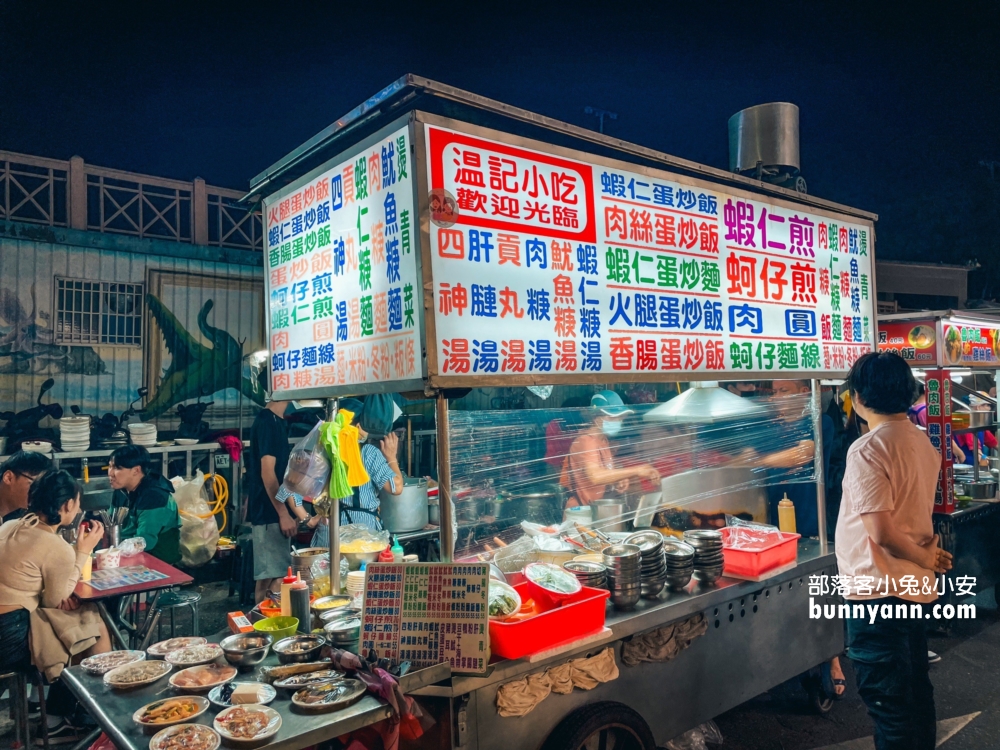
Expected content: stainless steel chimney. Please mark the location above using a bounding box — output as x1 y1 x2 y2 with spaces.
728 102 804 192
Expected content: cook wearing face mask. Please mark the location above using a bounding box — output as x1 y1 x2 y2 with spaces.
560 391 660 508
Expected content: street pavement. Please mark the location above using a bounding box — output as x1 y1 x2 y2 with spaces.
714 591 1000 749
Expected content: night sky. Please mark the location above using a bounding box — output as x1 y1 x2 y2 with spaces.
3 1 999 294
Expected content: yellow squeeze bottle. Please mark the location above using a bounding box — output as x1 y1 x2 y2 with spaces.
778 493 797 533
81 554 93 581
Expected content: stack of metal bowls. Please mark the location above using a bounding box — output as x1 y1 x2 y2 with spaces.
683 530 725 585
563 559 608 590
323 612 361 654
625 531 667 599
663 540 696 591
602 544 642 610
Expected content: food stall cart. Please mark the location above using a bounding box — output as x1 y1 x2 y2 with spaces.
878 310 1000 613
239 75 880 749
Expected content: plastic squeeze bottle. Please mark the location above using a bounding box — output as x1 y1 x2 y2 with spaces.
777 493 797 533
280 567 297 617
289 574 311 633
378 544 395 563
391 536 404 563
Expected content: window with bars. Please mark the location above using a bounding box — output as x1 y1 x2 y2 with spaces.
55 278 144 347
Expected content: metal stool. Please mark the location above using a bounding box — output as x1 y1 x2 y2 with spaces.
153 589 202 640
0 668 49 749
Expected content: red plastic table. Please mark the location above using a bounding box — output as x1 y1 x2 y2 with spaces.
75 553 193 649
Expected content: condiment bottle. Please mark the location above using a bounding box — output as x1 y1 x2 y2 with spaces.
391 536 404 562
378 544 395 563
279 567 297 616
777 493 797 533
81 554 93 581
289 573 311 633
82 458 90 484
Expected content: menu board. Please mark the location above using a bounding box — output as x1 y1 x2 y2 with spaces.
361 562 489 674
924 371 955 513
941 322 1000 367
262 123 422 399
425 123 876 378
877 320 937 364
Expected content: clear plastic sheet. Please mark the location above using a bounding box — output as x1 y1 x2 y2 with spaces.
447 386 817 562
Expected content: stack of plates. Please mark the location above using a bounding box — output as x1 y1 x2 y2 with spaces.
127 422 157 446
663 540 696 591
59 417 91 452
602 544 642 610
683 530 725 585
563 559 607 590
625 531 667 599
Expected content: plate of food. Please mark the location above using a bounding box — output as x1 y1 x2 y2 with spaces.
273 669 344 690
214 705 282 743
291 678 367 711
104 660 173 689
133 696 210 728
169 664 238 693
148 723 219 750
80 649 146 676
208 681 277 709
165 643 223 668
148 636 207 658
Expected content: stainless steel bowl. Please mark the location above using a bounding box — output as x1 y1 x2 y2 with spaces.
343 550 382 571
319 606 362 624
273 634 326 663
220 632 273 669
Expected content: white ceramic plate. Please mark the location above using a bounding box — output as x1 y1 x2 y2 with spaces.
80 649 145 676
214 705 282 743
291 678 366 712
133 696 210 728
164 643 223 668
148 723 219 750
207 682 276 709
174 438 199 445
169 664 238 693
148 636 207 658
104 660 172 689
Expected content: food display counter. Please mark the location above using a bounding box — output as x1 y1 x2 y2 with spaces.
224 75 880 749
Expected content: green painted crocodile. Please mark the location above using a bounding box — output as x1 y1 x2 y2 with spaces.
142 293 263 420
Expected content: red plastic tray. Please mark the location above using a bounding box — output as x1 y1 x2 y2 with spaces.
720 527 800 578
489 583 610 661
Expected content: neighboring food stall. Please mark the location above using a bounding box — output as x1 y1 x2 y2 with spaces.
878 310 1000 612
237 75 880 749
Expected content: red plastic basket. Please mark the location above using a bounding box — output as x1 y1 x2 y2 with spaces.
720 527 800 578
489 583 610 661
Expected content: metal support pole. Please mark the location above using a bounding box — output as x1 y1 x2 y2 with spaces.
436 392 454 562
812 380 829 553
326 398 341 594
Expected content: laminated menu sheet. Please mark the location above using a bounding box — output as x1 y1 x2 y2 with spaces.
87 566 169 591
362 562 489 674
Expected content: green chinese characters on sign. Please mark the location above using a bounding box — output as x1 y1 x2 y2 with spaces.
403 283 415 327
360 295 374 336
777 341 798 369
355 156 368 200
800 343 820 369
400 209 411 254
397 135 407 180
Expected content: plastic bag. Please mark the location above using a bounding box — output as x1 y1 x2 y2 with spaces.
724 515 785 550
664 721 723 750
340 523 391 548
173 471 220 567
310 552 350 595
118 537 146 556
283 421 331 501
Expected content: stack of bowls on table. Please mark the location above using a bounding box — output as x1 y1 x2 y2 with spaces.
127 422 157 446
346 570 367 603
602 544 642 610
625 530 667 599
563 559 607 590
59 416 92 452
663 540 696 591
683 530 725 585
323 612 361 654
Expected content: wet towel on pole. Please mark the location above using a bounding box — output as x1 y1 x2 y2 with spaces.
620 613 708 666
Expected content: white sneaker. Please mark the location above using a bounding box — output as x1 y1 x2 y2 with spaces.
928 650 941 663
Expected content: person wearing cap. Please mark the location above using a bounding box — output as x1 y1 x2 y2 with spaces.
337 394 404 531
560 391 660 508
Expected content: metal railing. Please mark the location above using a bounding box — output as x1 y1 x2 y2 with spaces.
0 149 261 253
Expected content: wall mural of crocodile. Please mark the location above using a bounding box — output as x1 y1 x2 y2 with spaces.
142 293 264 420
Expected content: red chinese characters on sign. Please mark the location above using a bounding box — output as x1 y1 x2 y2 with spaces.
430 127 595 241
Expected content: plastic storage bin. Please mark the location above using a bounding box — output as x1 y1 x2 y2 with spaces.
489 583 610 661
720 527 800 578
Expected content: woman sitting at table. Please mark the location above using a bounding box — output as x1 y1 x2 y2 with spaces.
0 469 109 743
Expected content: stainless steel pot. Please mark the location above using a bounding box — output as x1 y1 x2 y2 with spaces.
592 499 627 533
968 410 994 428
428 494 440 525
378 476 429 532
956 479 997 500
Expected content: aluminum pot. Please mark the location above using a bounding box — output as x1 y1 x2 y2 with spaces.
956 480 997 500
592 499 627 533
378 476 429 533
968 410 994 428
428 494 440 525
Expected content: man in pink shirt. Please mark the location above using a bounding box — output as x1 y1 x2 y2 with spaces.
837 352 953 750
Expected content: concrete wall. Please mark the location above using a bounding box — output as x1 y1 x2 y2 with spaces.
875 260 969 309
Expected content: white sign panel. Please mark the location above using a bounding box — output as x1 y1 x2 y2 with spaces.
425 123 875 378
263 124 421 398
